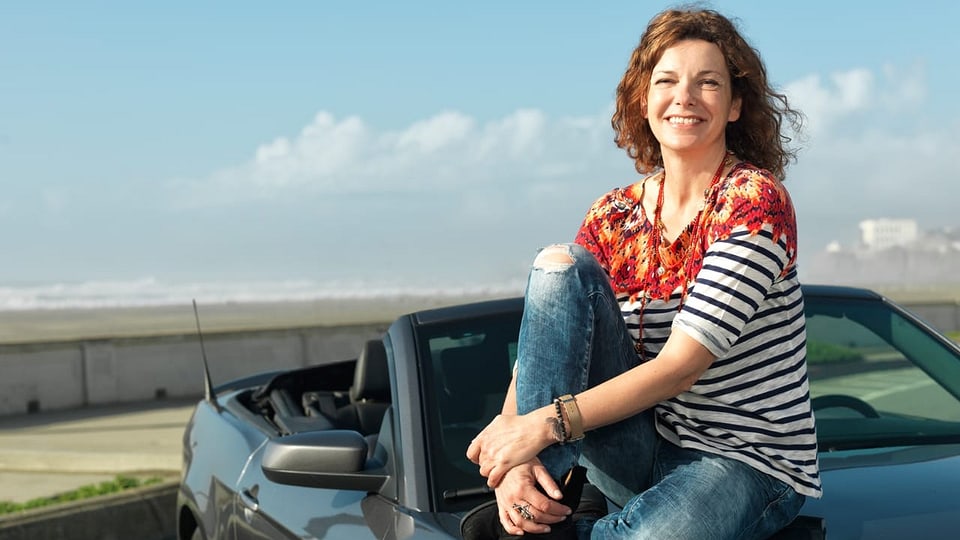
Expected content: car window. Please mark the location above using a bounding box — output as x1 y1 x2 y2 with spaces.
416 312 521 512
805 295 960 451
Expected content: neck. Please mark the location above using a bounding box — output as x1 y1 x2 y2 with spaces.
661 147 729 204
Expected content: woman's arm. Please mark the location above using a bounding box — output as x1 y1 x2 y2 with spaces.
502 371 518 415
576 328 714 431
468 329 714 487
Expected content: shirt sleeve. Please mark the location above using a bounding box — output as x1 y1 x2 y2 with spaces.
672 171 799 358
574 189 630 274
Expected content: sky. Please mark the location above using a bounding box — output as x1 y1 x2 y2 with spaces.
2 1 958 294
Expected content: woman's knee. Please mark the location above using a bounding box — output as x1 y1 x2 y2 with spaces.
533 243 595 272
533 244 576 271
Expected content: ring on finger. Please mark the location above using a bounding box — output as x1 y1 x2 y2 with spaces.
511 502 534 521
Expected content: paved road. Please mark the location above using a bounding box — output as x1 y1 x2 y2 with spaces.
0 399 196 504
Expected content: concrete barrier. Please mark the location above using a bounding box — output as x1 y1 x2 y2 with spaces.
0 323 388 417
0 480 177 540
1 297 955 418
900 301 960 336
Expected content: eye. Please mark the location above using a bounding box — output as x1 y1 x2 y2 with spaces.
654 78 675 86
700 78 721 88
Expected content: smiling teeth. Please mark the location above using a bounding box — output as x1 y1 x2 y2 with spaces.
669 117 700 125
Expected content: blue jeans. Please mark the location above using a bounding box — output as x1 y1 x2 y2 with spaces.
514 243 805 540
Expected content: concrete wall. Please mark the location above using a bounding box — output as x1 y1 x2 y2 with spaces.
0 323 388 417
1 300 955 418
903 301 960 336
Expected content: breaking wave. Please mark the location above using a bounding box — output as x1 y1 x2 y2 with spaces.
0 277 526 311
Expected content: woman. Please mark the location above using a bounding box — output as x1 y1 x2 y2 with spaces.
466 7 820 540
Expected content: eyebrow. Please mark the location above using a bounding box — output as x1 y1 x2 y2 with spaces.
652 69 725 77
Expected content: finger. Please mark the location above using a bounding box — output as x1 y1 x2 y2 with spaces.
524 498 568 523
479 461 494 481
533 466 563 500
527 469 572 521
521 519 553 535
505 502 548 535
465 437 480 464
499 505 524 536
522 490 569 524
487 465 503 488
514 504 553 535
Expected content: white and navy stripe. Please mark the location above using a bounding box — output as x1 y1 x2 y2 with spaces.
621 223 822 498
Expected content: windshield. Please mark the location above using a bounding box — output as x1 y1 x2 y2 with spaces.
805 294 960 451
421 293 960 512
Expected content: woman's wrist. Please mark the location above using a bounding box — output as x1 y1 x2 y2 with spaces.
556 394 585 442
538 394 585 446
534 404 564 447
546 414 565 444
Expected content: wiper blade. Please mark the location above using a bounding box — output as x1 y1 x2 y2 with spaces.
443 485 493 501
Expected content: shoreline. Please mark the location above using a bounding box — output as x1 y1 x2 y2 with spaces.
0 292 519 345
0 284 956 346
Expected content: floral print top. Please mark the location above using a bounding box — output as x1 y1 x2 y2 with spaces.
574 161 799 302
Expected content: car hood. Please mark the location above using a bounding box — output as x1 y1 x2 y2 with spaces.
800 443 960 539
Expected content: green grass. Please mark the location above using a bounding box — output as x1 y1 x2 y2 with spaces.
0 475 164 516
806 340 864 364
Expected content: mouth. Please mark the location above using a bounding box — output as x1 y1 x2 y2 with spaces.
666 116 703 125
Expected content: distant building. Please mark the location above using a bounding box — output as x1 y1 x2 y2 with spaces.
859 219 919 251
805 219 959 287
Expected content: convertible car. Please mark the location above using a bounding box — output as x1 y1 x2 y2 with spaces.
176 285 960 539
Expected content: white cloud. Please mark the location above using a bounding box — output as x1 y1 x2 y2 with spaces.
254 137 291 164
169 106 627 207
168 63 954 264
878 63 926 109
785 64 925 136
474 108 546 160
255 112 368 188
396 111 474 153
177 64 933 210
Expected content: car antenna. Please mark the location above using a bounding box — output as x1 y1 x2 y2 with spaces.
193 299 221 412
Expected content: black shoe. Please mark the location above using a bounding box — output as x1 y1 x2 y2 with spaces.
460 466 588 540
460 499 513 540
557 465 587 510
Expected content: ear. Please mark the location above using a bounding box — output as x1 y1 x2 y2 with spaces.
641 100 648 119
728 96 742 122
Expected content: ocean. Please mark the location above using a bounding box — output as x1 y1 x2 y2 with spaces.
0 276 526 312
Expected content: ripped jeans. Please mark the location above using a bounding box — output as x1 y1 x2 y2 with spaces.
514 243 804 540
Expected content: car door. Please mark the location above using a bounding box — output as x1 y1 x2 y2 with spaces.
232 439 375 539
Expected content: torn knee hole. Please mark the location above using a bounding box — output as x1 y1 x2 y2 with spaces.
534 245 575 270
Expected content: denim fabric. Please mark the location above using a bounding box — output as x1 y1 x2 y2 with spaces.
514 243 804 540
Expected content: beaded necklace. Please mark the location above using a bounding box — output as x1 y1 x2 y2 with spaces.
634 151 731 360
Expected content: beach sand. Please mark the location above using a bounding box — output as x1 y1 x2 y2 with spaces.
0 284 955 345
0 292 520 345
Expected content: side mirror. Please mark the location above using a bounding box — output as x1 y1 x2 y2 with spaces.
261 430 389 492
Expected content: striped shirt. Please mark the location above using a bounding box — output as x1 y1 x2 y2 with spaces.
576 162 822 498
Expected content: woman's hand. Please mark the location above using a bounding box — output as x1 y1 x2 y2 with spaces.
493 459 572 536
466 413 552 487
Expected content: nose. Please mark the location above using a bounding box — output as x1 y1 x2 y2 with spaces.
674 79 696 106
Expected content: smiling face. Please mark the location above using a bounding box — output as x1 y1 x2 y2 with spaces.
643 39 741 159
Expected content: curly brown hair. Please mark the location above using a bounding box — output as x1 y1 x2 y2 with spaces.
612 8 803 179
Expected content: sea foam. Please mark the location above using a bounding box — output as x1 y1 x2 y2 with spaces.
0 277 525 311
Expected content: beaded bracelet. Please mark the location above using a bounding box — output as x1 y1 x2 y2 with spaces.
557 394 585 442
552 397 568 443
